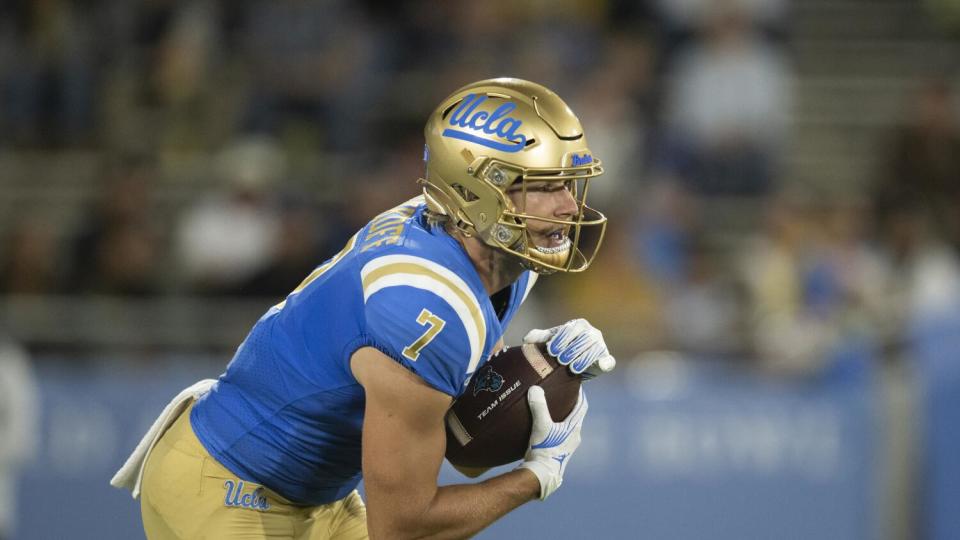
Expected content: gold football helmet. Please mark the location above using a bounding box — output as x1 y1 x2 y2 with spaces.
420 78 607 274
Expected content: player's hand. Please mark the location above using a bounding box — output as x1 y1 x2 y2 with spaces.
517 385 587 500
523 319 616 379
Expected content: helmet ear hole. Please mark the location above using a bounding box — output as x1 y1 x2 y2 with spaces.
451 183 479 203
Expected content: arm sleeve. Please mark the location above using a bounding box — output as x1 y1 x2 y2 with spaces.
364 286 473 397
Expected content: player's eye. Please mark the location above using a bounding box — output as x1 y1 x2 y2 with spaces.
534 183 565 193
508 181 572 194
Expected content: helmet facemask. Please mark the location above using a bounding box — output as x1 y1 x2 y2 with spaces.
421 153 607 274
480 157 606 274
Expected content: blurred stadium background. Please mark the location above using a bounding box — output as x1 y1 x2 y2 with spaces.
1 0 959 538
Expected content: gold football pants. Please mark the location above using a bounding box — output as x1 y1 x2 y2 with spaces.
140 403 368 539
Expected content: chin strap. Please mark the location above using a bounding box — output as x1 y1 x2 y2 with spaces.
527 249 570 273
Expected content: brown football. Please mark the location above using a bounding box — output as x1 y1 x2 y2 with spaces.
444 342 582 469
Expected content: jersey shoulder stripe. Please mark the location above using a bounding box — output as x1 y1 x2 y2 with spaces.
520 271 538 304
360 254 486 376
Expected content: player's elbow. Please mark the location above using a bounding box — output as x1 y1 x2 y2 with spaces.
366 505 430 540
364 483 436 540
367 519 415 540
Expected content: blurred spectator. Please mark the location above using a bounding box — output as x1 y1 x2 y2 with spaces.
628 181 742 356
923 0 960 35
174 135 284 295
811 196 893 331
573 32 655 214
662 0 792 196
662 233 742 357
632 180 701 286
139 0 219 107
879 206 960 328
738 190 892 377
240 0 384 151
236 129 424 304
149 0 235 152
344 134 426 229
234 196 344 299
64 156 162 296
874 77 960 253
0 0 97 147
737 191 831 376
654 0 789 43
0 336 39 540
0 216 61 295
607 0 656 33
100 1 248 154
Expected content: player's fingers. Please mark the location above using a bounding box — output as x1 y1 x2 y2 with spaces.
526 386 552 431
582 354 615 380
564 332 604 372
581 352 614 373
523 328 553 344
568 345 599 372
553 333 592 365
546 320 579 353
598 354 616 373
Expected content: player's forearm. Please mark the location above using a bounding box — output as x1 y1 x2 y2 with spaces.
367 468 540 540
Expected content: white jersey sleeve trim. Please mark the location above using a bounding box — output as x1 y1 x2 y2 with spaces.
520 271 539 305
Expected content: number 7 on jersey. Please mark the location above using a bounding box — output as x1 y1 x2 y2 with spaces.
402 308 446 361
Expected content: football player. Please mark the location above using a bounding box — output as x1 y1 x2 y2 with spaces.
114 78 616 539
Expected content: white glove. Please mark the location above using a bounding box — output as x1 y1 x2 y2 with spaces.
517 385 588 500
523 319 616 379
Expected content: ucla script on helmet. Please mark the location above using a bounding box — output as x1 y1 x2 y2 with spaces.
444 342 582 469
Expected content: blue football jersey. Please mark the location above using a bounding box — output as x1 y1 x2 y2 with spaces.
190 196 538 505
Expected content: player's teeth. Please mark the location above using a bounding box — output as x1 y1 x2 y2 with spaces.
536 237 571 254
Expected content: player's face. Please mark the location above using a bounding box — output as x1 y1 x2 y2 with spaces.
507 180 579 249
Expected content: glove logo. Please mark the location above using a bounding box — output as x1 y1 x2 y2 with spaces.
442 93 528 153
471 365 504 396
